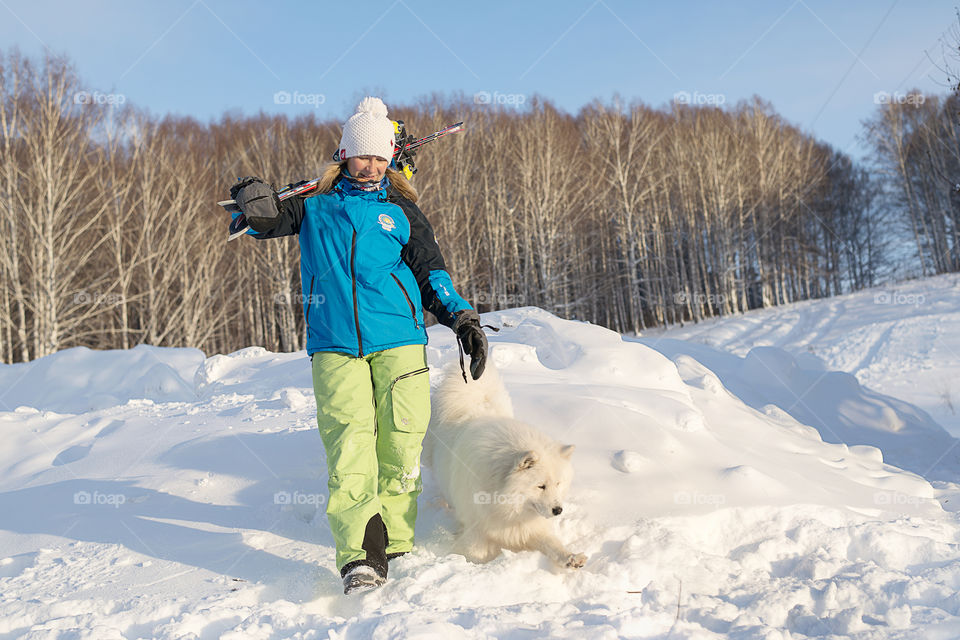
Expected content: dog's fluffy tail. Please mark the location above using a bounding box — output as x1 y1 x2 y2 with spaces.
431 362 514 425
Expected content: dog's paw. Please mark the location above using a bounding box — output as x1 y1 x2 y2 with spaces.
564 552 587 569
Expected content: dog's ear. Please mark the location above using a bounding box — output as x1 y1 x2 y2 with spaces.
515 450 539 471
559 444 575 459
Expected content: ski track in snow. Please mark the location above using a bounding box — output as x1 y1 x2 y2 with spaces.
2 279 960 638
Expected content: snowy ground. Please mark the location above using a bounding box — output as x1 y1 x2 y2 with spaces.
3 277 960 638
644 274 960 440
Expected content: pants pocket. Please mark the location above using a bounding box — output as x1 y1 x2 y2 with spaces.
390 367 430 433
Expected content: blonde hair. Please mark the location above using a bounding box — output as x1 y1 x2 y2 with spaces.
313 161 418 203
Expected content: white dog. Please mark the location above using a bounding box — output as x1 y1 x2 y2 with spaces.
423 364 586 569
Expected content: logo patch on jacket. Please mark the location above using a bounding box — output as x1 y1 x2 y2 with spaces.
378 213 396 232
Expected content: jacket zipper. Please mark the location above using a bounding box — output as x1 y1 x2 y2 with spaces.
351 230 364 357
391 273 419 329
304 276 315 325
390 366 429 391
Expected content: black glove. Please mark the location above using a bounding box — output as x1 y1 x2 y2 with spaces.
230 176 281 232
452 309 487 380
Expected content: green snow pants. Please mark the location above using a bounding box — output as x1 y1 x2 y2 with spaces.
311 344 430 576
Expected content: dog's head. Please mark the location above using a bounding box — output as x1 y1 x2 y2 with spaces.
502 444 575 518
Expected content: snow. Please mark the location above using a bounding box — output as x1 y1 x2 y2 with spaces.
645 274 960 441
0 344 204 414
3 277 960 638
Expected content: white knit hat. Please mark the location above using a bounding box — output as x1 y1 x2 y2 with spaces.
336 97 396 161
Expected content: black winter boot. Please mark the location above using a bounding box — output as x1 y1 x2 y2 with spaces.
342 563 385 595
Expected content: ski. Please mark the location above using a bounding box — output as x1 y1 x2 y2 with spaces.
393 120 464 161
221 120 464 241
219 177 326 211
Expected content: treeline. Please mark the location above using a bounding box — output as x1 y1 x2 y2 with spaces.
865 93 960 275
0 50 927 363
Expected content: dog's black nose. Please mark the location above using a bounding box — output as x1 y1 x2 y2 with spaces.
552 506 562 516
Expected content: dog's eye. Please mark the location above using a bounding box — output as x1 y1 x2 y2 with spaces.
538 484 546 490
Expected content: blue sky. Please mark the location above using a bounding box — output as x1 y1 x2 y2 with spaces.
1 0 954 159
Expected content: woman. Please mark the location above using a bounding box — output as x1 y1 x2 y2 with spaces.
229 97 487 594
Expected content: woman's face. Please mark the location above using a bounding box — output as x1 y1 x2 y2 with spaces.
347 155 390 182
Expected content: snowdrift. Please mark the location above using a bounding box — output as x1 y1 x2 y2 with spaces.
638 337 960 482
0 344 203 414
653 273 960 442
2 305 960 638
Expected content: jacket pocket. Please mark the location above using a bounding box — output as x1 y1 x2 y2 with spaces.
391 273 419 329
304 275 315 325
390 367 430 433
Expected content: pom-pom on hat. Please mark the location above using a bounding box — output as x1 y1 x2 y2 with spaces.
336 97 396 161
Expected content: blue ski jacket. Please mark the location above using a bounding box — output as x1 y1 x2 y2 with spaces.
252 174 472 357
